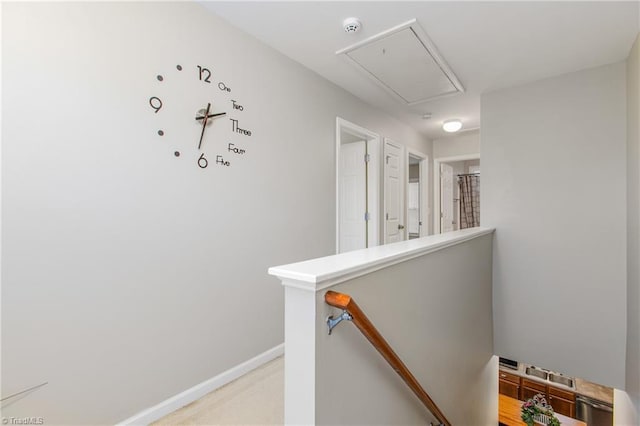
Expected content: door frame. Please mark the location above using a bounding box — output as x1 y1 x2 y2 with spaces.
433 153 480 234
336 117 381 254
406 148 429 238
383 138 405 244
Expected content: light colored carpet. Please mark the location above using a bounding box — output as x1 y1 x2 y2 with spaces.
152 356 284 426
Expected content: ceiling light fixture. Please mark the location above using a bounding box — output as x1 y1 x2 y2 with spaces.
343 17 361 34
443 119 462 133
422 113 432 120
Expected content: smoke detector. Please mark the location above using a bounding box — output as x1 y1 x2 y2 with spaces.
343 18 361 34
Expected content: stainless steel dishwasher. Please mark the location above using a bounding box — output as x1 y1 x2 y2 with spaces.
576 395 613 425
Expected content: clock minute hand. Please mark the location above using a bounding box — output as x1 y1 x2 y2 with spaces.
197 103 211 150
195 112 226 121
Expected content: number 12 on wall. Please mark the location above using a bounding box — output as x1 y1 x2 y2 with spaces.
198 65 211 83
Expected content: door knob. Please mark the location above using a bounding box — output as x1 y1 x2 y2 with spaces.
398 224 405 230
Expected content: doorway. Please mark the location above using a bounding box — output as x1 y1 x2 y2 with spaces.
434 155 480 233
336 118 380 253
406 149 429 239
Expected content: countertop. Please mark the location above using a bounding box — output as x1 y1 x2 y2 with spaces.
500 365 614 405
499 394 586 426
574 378 614 405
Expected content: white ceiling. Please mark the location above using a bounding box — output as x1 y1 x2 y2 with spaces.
203 1 639 139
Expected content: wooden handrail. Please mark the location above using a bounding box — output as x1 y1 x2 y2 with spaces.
325 290 451 426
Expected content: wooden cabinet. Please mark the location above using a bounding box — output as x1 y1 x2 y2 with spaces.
499 371 520 399
548 394 575 418
521 378 546 401
498 370 577 419
499 380 519 399
548 386 576 418
521 385 542 401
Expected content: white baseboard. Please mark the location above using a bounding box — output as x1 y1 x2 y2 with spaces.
118 343 285 426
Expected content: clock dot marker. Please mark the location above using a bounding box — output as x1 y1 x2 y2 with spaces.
157 75 163 81
157 130 164 136
176 65 182 71
174 151 180 157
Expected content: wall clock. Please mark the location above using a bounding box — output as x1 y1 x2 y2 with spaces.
148 63 252 169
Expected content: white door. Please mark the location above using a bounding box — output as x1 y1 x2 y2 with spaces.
339 141 367 253
384 140 404 243
440 163 454 233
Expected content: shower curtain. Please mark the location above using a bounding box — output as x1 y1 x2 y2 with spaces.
458 175 480 229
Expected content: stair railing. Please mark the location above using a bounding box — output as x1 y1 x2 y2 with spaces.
325 290 451 426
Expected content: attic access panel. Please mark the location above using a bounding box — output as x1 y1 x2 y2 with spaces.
337 20 464 105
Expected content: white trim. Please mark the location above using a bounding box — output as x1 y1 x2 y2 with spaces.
336 19 464 106
336 117 381 254
269 227 494 291
433 153 480 234
117 344 285 426
435 154 481 163
368 138 381 249
457 126 481 134
406 148 429 238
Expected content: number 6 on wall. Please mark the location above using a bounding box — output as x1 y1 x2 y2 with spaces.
197 153 208 168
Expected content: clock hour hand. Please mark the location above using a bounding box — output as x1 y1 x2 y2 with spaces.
198 103 211 151
195 112 226 121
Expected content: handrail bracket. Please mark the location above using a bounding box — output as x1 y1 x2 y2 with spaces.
326 310 353 335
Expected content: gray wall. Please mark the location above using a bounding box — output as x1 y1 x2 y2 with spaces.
482 62 628 388
432 129 480 159
619 32 640 424
1 2 430 423
315 234 496 425
465 159 480 172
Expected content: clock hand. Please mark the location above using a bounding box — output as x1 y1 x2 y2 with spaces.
195 112 226 121
198 102 211 151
